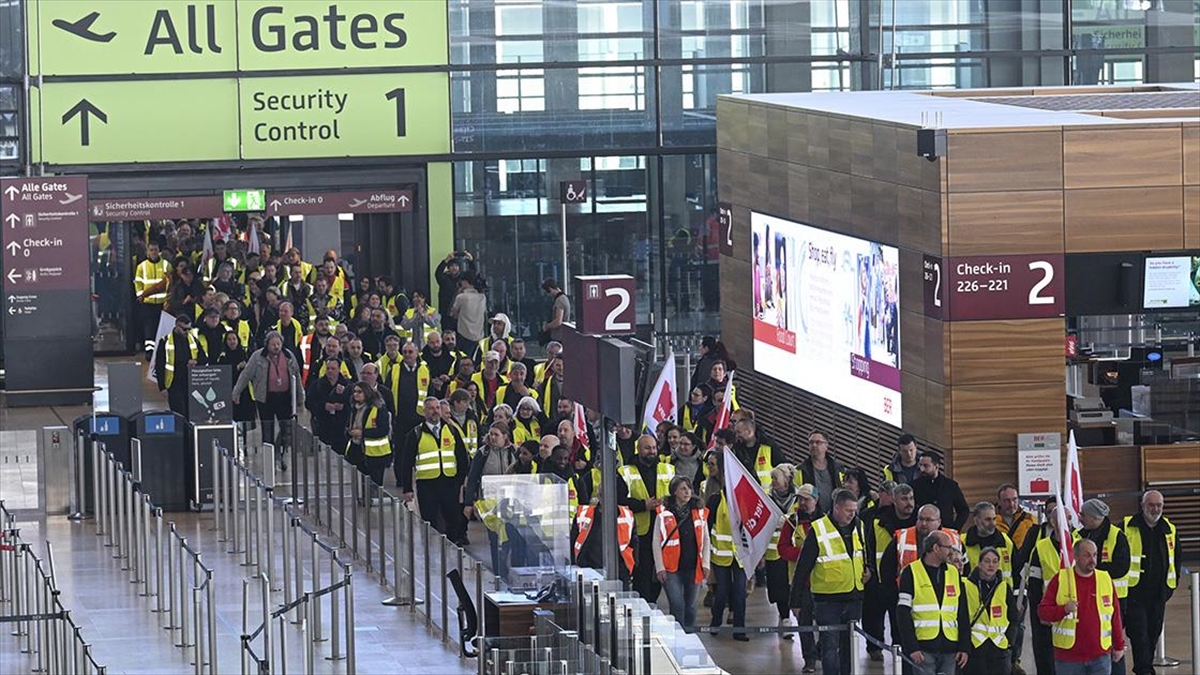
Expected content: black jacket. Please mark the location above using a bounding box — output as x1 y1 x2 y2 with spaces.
1124 513 1180 601
897 561 972 655
912 472 970 531
397 422 469 491
1077 517 1131 589
305 374 354 447
790 516 865 606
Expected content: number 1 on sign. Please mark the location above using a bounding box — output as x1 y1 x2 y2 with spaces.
385 88 407 137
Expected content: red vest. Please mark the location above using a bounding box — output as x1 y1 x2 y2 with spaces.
657 505 709 584
895 526 961 580
575 505 635 574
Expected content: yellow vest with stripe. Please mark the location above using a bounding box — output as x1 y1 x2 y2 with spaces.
135 258 170 304
965 532 1015 581
359 407 392 458
381 360 431 415
873 519 894 570
273 318 304 347
810 515 865 594
162 332 200 389
1032 534 1064 583
619 462 675 535
415 424 460 480
1051 569 1115 650
1075 525 1129 598
447 415 479 458
965 577 1010 648
397 307 440 341
909 561 961 642
223 318 252 349
751 443 774 487
568 468 600 515
1123 515 1177 591
710 495 737 568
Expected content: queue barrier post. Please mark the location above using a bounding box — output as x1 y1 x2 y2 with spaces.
1190 571 1199 673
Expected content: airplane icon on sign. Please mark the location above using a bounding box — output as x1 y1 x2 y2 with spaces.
52 12 117 43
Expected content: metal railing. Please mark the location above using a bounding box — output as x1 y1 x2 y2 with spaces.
87 442 219 675
0 501 107 675
212 438 356 674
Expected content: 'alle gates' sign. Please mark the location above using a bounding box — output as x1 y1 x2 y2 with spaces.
26 1 450 164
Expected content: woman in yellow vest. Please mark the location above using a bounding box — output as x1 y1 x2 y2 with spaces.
763 464 800 639
965 547 1016 674
653 476 710 632
346 382 392 486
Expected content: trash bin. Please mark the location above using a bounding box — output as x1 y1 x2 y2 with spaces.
130 410 190 511
73 413 132 516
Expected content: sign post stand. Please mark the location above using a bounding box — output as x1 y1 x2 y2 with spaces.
559 181 588 293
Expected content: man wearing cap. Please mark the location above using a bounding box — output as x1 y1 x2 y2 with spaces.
784 482 822 671
471 350 508 413
1038 538 1126 675
154 313 204 415
862 481 911 663
1122 490 1180 675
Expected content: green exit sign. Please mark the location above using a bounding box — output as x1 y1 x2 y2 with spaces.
223 189 265 212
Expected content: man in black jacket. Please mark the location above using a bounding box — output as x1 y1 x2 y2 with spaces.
304 357 352 451
1124 490 1181 675
896 530 971 673
912 450 969 531
398 397 470 544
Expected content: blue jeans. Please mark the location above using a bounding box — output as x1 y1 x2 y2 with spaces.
1055 656 1113 675
709 564 746 631
662 572 700 630
812 599 861 675
912 651 957 675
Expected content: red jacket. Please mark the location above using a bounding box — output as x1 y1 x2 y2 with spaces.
1037 570 1125 663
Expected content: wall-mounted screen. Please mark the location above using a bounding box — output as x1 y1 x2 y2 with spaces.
751 212 902 427
1142 256 1200 309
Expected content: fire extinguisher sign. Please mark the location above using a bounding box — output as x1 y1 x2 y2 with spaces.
1017 432 1062 497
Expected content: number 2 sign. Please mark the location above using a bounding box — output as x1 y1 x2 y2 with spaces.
940 253 1065 321
574 275 636 336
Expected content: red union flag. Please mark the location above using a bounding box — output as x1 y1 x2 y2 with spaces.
723 448 782 570
641 349 677 435
707 371 735 450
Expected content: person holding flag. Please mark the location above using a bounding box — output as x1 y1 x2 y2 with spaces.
790 488 868 675
1038 537 1126 675
642 349 678 436
1028 495 1068 675
1063 430 1084 529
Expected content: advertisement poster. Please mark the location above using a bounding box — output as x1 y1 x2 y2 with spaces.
751 212 901 427
1142 256 1200 309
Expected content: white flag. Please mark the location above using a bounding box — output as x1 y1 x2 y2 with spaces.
641 349 677 435
1063 430 1083 530
246 219 261 255
722 448 783 571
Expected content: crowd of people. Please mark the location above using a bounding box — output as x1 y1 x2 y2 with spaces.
135 226 1181 675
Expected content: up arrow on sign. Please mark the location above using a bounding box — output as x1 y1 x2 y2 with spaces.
5 213 18 228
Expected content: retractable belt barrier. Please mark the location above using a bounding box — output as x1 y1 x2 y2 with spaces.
0 500 108 675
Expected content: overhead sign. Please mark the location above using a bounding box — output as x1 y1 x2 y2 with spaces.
560 181 589 204
38 79 241 164
266 189 413 216
717 202 734 257
223 189 266 212
29 0 448 76
2 175 92 338
944 254 1065 321
574 275 636 336
1017 432 1062 497
26 0 452 165
89 195 225 220
239 72 450 159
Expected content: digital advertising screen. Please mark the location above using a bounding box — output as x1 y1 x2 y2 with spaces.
751 212 902 427
1142 256 1200 310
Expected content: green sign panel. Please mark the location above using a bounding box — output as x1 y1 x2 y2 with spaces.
38 79 240 164
25 0 452 165
224 189 266 212
29 0 447 76
240 73 451 159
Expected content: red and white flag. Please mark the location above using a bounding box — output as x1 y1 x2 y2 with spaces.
723 447 783 571
1054 483 1076 571
707 371 735 450
574 402 590 453
1062 430 1083 530
199 219 214 273
641 349 677 435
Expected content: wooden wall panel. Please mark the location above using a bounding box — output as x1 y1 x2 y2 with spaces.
764 158 790 218
827 116 853 174
786 111 811 167
1142 444 1200 485
767 106 791 162
1186 186 1199 249
806 114 830 170
900 310 926 381
717 150 752 212
1064 187 1184 252
948 319 1066 385
787 163 811 222
901 370 928 441
1063 127 1183 189
947 131 1063 193
1183 125 1199 186
951 447 1016 505
747 103 770 158
950 383 1065 449
716 99 749 151
924 378 948 448
947 191 1064 256
1080 444 1142 502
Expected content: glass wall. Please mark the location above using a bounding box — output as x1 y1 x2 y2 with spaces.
445 0 1199 339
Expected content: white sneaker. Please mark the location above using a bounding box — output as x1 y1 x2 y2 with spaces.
779 616 794 640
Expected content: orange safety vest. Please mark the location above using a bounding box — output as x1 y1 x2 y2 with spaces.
895 526 962 581
574 505 635 574
657 505 709 584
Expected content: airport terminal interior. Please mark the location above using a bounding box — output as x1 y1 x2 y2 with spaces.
2 1 1200 674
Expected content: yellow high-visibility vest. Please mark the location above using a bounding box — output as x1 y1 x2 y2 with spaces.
135 258 170 304
356 407 391 458
223 319 252 349
1074 525 1129 598
965 577 1010 648
1124 515 1177 591
1031 534 1065 583
1051 569 1115 650
909 561 961 642
619 462 675 535
765 499 799 562
965 532 1015 581
710 495 736 568
415 424 460 480
809 515 865 595
162 332 199 389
